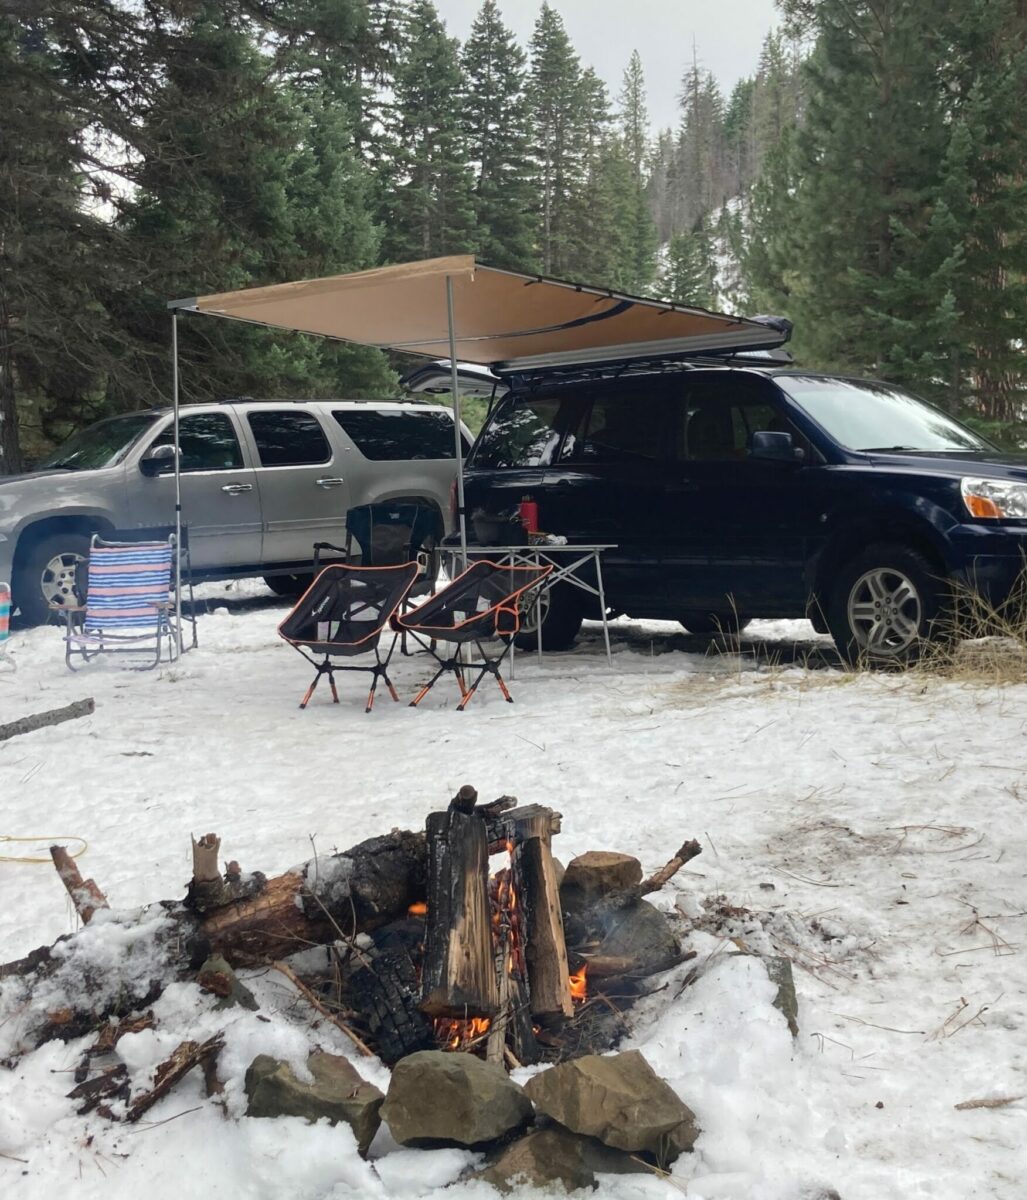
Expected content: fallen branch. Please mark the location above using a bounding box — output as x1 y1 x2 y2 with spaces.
955 1095 1024 1111
0 697 95 742
50 844 108 924
269 960 375 1058
639 840 703 896
126 1034 224 1123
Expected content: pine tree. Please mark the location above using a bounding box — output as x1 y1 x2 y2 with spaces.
770 0 958 396
660 219 717 308
616 51 658 292
460 0 537 271
935 1 1027 422
0 2 138 471
528 3 583 275
380 0 476 261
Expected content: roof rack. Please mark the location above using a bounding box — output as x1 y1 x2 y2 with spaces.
211 395 432 406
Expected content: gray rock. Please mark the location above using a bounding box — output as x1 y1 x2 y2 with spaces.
381 1050 534 1148
561 852 643 911
765 955 799 1037
197 954 258 1011
593 898 681 976
476 1124 648 1193
245 1052 383 1156
523 1050 699 1167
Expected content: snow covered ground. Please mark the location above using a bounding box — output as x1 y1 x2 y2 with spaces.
1 584 1026 1199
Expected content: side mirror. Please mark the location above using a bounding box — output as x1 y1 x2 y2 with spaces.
140 444 178 476
750 430 801 462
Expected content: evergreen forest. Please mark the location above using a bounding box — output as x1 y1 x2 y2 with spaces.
3 0 1027 472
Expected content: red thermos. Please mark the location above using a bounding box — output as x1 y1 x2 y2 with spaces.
519 496 539 534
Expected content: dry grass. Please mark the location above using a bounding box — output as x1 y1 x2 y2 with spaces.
916 570 1027 685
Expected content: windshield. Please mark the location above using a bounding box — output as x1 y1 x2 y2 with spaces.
38 413 159 471
778 377 992 453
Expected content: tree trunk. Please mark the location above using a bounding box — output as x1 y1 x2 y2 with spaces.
0 278 24 477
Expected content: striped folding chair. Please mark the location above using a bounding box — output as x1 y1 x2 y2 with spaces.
0 582 12 671
56 537 177 671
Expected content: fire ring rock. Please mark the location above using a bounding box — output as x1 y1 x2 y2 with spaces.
523 1050 699 1167
381 1050 534 1148
560 851 643 911
245 1052 384 1157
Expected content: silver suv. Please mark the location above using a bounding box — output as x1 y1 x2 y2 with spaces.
0 398 465 624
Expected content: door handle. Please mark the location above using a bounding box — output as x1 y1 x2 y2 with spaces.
315 477 345 489
221 483 253 495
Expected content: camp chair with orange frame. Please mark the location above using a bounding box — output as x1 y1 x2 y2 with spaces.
278 562 418 712
393 560 552 711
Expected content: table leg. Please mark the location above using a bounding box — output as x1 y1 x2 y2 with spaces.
595 551 612 665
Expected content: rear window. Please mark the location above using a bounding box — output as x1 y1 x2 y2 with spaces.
471 398 565 468
247 411 331 466
333 408 458 460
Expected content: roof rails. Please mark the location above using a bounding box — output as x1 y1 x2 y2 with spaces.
211 395 431 406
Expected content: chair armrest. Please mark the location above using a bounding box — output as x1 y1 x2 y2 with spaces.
50 603 86 612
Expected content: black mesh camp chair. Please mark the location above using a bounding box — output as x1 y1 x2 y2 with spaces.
393 560 552 711
278 562 418 712
314 502 444 656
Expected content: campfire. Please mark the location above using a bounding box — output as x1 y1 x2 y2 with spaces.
326 786 701 1068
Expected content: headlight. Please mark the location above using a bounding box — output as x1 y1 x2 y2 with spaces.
961 477 1027 519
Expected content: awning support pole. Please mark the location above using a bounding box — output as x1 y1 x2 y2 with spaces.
171 311 183 658
446 275 468 569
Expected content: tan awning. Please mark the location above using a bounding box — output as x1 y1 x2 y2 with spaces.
170 256 788 371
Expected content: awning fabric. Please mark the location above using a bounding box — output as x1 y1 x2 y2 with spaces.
170 255 787 372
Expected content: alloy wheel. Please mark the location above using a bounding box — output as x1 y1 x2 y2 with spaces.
846 567 923 658
41 551 85 609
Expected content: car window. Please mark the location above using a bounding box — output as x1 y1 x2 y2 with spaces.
39 413 159 471
333 408 458 460
681 384 807 461
471 398 565 468
150 412 243 471
563 391 672 463
246 411 331 467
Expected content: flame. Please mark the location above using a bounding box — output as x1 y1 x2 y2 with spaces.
568 964 587 1003
407 902 427 916
434 1015 491 1049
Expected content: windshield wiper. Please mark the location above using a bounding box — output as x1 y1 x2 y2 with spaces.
859 445 923 452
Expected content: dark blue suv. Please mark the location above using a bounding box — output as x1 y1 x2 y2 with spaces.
459 364 1027 664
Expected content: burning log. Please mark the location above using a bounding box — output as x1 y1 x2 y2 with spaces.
509 807 573 1021
420 787 499 1019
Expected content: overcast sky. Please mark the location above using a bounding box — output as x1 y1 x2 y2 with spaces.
434 0 781 131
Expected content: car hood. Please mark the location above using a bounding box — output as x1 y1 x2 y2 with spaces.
0 469 75 485
866 449 1027 481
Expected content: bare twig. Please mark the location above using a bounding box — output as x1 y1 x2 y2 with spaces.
269 961 374 1058
955 1095 1024 1111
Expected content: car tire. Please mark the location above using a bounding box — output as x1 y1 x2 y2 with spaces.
511 582 584 651
679 611 752 636
14 531 92 625
264 573 315 598
825 542 946 667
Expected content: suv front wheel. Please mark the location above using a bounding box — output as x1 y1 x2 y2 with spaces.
826 542 946 667
14 531 92 626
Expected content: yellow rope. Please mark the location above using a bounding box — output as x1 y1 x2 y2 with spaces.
0 835 89 865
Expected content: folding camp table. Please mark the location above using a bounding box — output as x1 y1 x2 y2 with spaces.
443 543 616 666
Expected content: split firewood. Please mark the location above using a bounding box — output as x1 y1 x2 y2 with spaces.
0 697 95 742
50 844 108 924
125 1034 224 1123
638 840 703 896
421 801 499 1018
